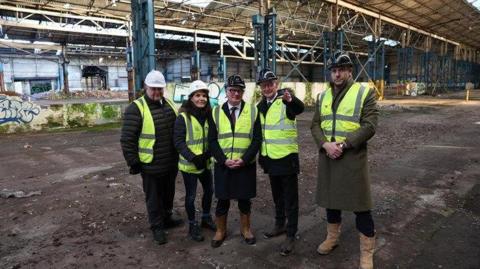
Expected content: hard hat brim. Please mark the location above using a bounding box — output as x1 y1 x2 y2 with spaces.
145 82 166 88
256 77 277 85
327 63 353 70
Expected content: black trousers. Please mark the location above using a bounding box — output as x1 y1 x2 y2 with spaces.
326 208 375 237
181 170 213 223
141 169 178 231
269 174 299 237
215 199 251 216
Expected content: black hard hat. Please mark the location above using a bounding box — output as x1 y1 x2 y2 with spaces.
225 74 245 89
327 51 353 70
256 68 277 85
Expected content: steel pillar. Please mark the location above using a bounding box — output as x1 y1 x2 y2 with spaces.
252 8 277 74
323 30 344 81
191 50 200 81
131 0 156 91
217 56 227 82
126 18 135 102
367 40 385 81
61 44 69 94
398 47 413 83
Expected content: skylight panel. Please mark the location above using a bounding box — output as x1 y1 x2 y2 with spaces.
167 0 213 9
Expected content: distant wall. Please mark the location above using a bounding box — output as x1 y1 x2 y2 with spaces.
0 95 127 134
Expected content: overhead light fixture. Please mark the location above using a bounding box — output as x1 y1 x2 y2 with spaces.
181 19 187 25
63 3 71 9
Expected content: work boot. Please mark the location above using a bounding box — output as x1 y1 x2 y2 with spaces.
201 216 217 231
188 222 204 242
152 228 167 245
164 215 184 229
359 233 375 269
240 213 256 245
211 214 227 248
263 223 286 239
280 236 295 256
317 223 341 255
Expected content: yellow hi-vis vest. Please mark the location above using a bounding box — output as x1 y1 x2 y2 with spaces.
317 83 368 142
213 103 257 161
178 112 209 174
260 98 299 159
134 96 178 163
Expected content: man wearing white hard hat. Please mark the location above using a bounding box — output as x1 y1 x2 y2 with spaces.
174 80 216 242
121 70 183 245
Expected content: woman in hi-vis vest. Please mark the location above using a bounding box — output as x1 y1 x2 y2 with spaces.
174 80 216 242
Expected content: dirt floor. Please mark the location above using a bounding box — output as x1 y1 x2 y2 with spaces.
1 96 480 269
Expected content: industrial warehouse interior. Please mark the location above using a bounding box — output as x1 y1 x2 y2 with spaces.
1 0 479 268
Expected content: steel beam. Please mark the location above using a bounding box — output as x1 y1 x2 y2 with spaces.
131 0 156 92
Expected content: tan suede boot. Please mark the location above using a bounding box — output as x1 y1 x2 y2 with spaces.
317 223 341 255
211 214 227 248
359 233 375 269
240 213 256 245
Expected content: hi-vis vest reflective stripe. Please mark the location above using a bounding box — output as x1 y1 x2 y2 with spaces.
213 103 257 161
178 112 209 174
260 98 298 159
318 83 368 142
134 96 178 163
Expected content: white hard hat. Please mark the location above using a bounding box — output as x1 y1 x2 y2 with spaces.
144 70 166 88
189 80 209 96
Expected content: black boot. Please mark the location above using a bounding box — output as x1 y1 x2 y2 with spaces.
280 236 295 256
201 216 217 231
263 223 286 239
188 222 204 242
164 215 184 229
152 228 167 245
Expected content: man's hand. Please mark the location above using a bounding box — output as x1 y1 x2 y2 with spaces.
225 159 236 169
322 142 343 159
129 164 142 175
232 159 245 168
282 89 293 103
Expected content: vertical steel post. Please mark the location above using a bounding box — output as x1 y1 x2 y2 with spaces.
131 0 156 92
126 17 135 102
0 62 5 92
62 44 69 94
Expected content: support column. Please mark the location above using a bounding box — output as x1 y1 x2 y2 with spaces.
126 17 135 102
62 44 69 94
322 30 344 81
252 0 276 74
131 0 156 92
0 62 4 92
217 33 226 82
191 31 200 81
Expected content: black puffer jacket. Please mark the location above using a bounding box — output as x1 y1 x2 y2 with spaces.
120 94 179 175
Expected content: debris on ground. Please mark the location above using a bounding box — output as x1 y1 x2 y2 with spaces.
0 189 42 198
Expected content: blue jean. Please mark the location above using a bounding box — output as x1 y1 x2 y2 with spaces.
181 170 213 223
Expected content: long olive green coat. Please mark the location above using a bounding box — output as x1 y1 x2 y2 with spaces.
310 79 378 212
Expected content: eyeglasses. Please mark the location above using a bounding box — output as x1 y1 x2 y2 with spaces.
228 88 244 94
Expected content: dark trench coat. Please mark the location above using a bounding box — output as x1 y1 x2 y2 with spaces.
310 79 379 212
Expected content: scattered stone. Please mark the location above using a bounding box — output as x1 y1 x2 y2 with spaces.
0 189 42 198
24 143 32 149
106 177 115 181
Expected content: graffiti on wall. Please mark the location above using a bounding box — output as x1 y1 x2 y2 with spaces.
0 95 41 125
173 82 226 107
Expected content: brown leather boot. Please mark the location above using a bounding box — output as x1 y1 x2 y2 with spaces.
317 223 341 255
359 233 375 269
211 214 227 248
240 213 256 245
